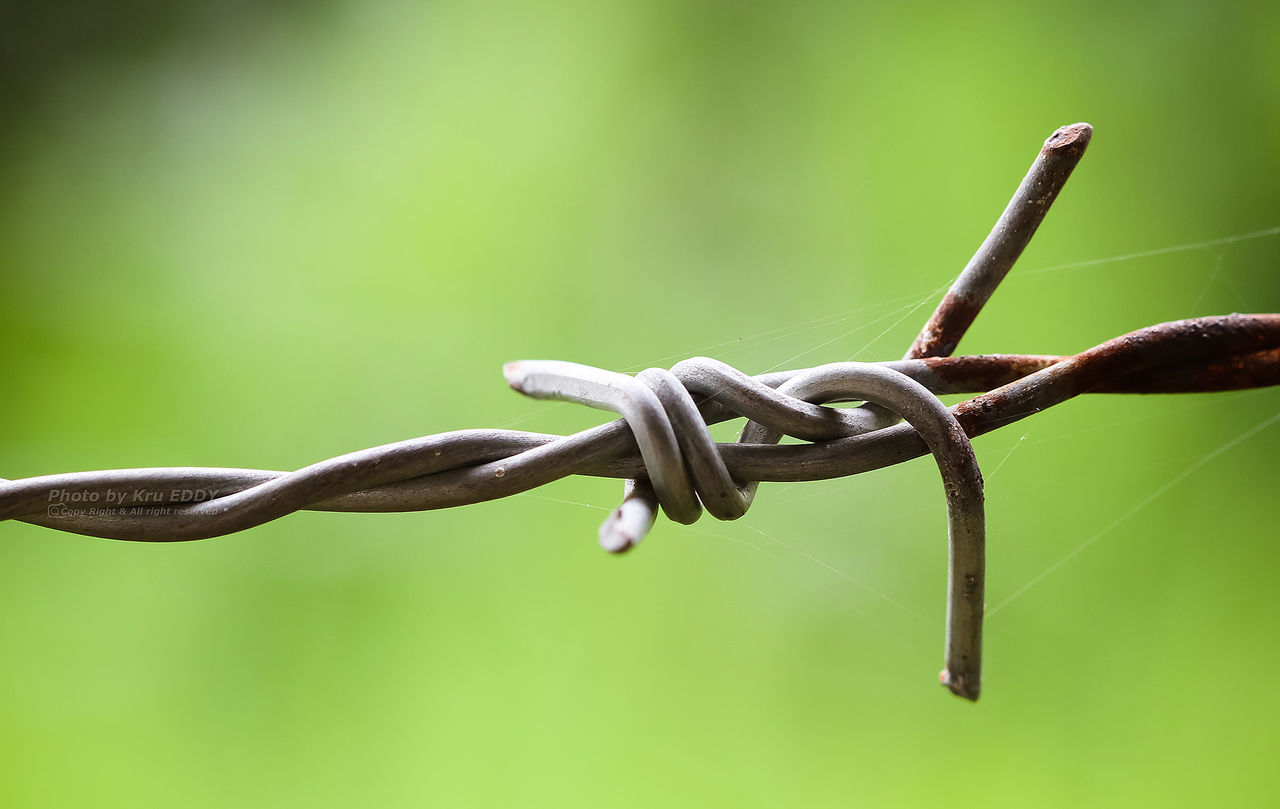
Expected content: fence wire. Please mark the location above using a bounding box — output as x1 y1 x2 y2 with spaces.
4 123 1277 700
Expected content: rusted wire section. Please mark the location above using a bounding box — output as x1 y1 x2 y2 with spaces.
906 122 1092 360
5 122 1277 702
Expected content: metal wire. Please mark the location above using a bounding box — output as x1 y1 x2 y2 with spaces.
5 123 1278 702
7 315 1275 539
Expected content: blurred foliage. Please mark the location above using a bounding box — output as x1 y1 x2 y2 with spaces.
1 1 1278 806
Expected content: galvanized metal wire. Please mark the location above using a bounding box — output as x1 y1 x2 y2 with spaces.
5 123 1278 701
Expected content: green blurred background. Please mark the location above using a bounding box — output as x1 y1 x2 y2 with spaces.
2 1 1278 806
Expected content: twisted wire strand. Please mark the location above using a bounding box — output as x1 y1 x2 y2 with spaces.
4 315 1276 544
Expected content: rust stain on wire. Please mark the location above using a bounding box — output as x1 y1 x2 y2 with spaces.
4 123 1278 702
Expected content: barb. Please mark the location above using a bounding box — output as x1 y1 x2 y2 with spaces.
5 123 1277 703
907 122 1092 359
746 363 985 701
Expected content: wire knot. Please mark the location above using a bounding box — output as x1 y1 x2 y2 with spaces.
504 356 987 699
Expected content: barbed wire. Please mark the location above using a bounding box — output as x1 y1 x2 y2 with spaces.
5 123 1278 701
